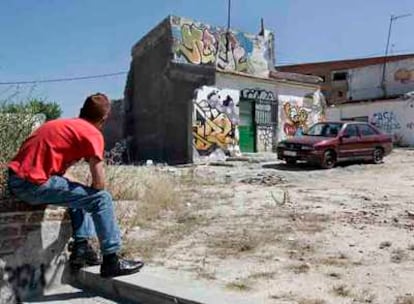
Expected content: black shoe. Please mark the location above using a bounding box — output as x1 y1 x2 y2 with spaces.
100 254 144 278
69 240 102 269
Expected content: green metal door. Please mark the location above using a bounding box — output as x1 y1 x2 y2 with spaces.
239 100 255 152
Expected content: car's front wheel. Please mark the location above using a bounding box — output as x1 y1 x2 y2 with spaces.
373 147 384 164
321 150 336 169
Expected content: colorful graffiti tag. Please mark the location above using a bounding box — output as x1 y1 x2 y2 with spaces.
282 102 309 136
171 16 272 76
193 86 240 156
280 91 326 139
371 111 401 134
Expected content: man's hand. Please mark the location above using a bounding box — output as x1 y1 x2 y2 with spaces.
63 171 85 185
89 157 106 190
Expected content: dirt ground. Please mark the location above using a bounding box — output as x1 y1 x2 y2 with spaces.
123 149 414 304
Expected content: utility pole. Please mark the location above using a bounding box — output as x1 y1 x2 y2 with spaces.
227 0 232 30
381 13 411 97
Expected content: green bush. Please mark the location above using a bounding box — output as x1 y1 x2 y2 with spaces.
0 97 61 198
0 114 42 198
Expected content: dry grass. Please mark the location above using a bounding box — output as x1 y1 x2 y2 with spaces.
287 240 316 260
332 284 352 297
206 224 291 258
69 164 183 228
391 249 407 264
247 271 276 280
225 279 252 292
395 295 414 304
120 215 202 260
297 299 326 304
317 253 350 267
208 229 259 257
288 263 311 274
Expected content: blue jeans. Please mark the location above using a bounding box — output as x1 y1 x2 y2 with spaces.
8 171 121 255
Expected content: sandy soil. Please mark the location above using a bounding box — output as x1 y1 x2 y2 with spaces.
125 149 414 304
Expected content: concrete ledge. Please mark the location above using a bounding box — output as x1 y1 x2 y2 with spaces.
75 266 254 304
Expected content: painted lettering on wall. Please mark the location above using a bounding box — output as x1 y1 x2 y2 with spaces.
240 88 276 102
4 264 46 297
371 111 401 134
193 86 240 156
172 16 272 76
407 122 414 130
241 88 276 125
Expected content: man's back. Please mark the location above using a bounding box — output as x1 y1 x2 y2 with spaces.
9 118 104 184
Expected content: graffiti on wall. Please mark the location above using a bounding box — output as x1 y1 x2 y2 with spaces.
283 102 309 136
394 68 414 84
371 111 401 134
3 263 46 301
280 90 327 140
240 88 276 101
193 86 240 156
171 16 272 76
257 126 273 152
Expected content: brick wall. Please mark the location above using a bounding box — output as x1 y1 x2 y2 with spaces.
0 198 71 302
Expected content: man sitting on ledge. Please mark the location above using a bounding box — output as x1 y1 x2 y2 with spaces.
7 93 143 278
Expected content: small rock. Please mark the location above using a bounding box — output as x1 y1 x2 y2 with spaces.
393 217 399 223
379 241 392 249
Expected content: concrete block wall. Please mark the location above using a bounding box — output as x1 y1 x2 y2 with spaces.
124 17 215 165
0 198 71 303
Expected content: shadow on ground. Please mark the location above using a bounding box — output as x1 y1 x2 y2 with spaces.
263 160 371 171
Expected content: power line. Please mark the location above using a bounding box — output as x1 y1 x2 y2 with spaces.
0 71 128 85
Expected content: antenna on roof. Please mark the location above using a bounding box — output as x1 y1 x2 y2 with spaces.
259 18 265 36
225 0 232 52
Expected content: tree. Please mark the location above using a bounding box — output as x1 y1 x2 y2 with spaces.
0 98 62 121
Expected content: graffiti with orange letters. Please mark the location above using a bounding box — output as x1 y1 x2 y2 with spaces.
193 87 240 156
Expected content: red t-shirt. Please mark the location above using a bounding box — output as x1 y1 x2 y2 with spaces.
8 118 104 185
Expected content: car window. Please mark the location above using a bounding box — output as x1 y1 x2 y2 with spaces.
358 124 378 136
343 124 358 137
307 123 343 137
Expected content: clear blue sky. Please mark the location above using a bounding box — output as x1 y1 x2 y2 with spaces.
0 0 413 117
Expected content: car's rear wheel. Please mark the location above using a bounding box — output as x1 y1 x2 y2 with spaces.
373 147 384 164
286 158 297 165
321 150 336 169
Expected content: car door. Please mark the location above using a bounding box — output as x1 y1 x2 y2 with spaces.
357 123 379 158
338 124 360 160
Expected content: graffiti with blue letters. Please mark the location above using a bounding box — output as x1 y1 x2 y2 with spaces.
371 111 401 134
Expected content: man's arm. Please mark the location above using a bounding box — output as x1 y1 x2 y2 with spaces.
89 157 106 190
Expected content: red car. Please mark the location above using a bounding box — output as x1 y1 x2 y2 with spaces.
277 121 393 169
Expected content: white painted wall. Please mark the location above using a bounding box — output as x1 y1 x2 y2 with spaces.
327 97 414 146
348 58 414 101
